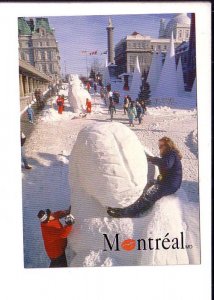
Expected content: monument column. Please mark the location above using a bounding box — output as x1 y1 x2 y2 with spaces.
106 17 115 64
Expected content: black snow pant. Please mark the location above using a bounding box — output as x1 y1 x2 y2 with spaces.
49 252 67 268
118 182 179 217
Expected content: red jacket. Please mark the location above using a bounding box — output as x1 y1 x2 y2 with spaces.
41 211 72 259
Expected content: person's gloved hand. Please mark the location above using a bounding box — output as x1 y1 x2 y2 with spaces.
65 213 75 225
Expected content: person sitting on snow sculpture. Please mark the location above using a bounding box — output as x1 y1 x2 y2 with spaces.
107 137 183 218
37 207 75 267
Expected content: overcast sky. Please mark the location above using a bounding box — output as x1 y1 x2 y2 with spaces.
45 14 191 76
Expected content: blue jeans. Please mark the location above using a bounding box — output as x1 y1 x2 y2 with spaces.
119 183 179 217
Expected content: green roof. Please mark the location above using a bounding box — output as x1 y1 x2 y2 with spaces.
34 18 53 33
18 17 32 35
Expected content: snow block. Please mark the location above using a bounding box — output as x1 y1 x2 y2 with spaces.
68 75 91 113
67 122 200 267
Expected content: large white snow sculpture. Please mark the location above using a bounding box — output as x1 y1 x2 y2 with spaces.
176 57 185 95
147 51 158 94
154 32 178 100
129 56 142 100
67 122 200 267
68 75 91 113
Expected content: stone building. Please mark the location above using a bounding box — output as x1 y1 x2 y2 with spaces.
18 17 61 83
19 59 52 113
158 13 191 42
115 32 181 76
114 14 191 77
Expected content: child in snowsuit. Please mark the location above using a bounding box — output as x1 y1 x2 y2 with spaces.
26 105 34 124
37 207 75 267
127 102 137 127
107 137 183 218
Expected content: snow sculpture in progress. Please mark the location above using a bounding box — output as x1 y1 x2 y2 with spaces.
67 122 200 267
68 74 91 113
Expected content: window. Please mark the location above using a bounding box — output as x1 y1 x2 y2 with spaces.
47 41 50 46
132 43 136 48
39 42 42 47
185 31 189 38
158 45 161 50
164 45 167 50
130 56 135 64
49 64 53 73
40 29 45 36
179 30 182 38
151 45 154 50
42 64 46 72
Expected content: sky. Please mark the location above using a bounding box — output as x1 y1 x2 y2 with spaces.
45 14 190 76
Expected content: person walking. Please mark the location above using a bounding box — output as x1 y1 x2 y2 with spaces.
61 94 65 111
21 132 32 170
56 95 63 114
107 137 183 218
93 82 97 93
37 207 75 268
86 98 92 113
136 101 144 125
26 105 34 124
123 96 129 115
108 98 116 121
127 101 137 127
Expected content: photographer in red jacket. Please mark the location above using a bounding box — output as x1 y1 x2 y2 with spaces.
37 207 75 268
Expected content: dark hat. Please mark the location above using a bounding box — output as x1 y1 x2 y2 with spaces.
37 209 51 223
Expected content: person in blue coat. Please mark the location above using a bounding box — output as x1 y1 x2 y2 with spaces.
26 105 34 124
107 137 183 218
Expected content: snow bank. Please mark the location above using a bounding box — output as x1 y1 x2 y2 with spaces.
68 75 91 113
39 107 75 122
67 122 200 267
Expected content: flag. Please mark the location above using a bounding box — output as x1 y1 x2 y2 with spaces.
81 50 87 55
89 50 98 55
101 50 108 55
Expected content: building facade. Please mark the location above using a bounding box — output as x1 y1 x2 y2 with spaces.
19 59 52 113
18 17 61 83
158 13 191 42
114 14 191 77
115 32 181 76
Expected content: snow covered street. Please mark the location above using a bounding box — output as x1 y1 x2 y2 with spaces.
22 86 198 268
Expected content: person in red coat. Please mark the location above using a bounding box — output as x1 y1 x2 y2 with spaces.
56 96 63 114
86 98 92 113
37 207 75 268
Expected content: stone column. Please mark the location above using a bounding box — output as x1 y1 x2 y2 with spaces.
19 74 24 97
24 75 30 95
106 17 115 64
29 78 34 93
